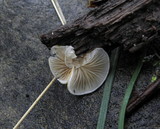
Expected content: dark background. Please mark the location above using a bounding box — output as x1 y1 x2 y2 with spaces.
0 0 160 129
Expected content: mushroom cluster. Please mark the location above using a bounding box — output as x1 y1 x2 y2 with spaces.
49 46 110 95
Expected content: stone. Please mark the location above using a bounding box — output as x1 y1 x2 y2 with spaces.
0 0 160 129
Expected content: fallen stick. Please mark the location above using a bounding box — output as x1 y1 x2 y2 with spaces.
126 78 160 115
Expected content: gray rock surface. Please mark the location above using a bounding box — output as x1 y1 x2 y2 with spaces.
0 0 160 129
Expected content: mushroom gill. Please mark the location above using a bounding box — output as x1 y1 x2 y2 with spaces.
49 46 110 95
49 46 72 84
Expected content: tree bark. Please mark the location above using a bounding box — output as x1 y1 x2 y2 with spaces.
40 0 160 55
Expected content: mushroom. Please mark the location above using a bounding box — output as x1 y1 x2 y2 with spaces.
49 45 110 95
49 46 72 84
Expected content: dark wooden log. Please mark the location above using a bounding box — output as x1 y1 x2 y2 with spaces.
40 0 160 55
88 0 106 7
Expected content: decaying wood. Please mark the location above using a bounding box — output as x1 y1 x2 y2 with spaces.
126 78 160 115
41 0 160 55
88 0 106 7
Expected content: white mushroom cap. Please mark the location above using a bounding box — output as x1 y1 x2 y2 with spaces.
49 46 72 84
49 46 110 95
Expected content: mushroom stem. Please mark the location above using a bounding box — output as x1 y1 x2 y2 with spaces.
13 77 56 129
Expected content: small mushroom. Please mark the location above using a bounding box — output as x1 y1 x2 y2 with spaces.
49 46 72 84
49 45 110 95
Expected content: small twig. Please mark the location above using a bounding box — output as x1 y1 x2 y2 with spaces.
13 78 56 129
126 78 160 115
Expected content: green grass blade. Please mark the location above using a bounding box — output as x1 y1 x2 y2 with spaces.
96 47 120 129
118 55 144 129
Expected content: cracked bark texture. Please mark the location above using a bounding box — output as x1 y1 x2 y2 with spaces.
41 0 160 56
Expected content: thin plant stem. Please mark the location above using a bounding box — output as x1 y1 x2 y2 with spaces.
118 55 144 129
96 47 120 129
13 77 56 129
13 1 65 128
51 0 66 25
